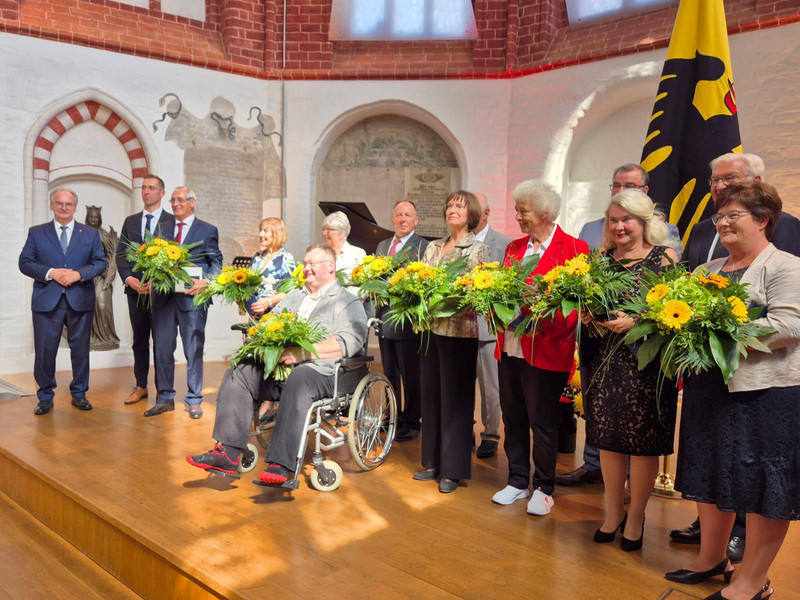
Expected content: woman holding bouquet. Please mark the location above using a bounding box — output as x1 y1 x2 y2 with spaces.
414 190 490 493
491 180 589 514
247 217 295 316
582 189 679 550
667 183 800 600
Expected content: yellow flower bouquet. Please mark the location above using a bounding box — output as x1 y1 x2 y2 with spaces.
623 265 775 382
349 253 405 306
277 263 307 294
381 259 458 333
231 310 328 380
124 232 201 304
193 265 262 313
444 256 540 335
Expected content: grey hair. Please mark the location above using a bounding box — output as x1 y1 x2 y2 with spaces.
709 153 765 179
173 186 197 201
603 189 678 250
612 163 649 187
50 187 78 204
322 211 351 237
511 180 561 221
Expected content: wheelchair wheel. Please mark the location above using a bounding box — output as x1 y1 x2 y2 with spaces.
238 443 258 474
310 460 343 491
347 372 397 471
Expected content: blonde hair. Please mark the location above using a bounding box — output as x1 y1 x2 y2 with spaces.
602 189 672 250
259 217 288 251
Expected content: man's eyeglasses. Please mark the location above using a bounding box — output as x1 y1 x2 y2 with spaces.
304 260 333 267
711 210 751 225
708 174 742 187
609 183 645 191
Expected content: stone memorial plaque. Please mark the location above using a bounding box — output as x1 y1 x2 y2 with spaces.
405 167 450 238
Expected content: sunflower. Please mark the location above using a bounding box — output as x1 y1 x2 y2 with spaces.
454 274 473 288
405 262 424 272
370 258 389 273
388 268 407 286
165 246 181 261
646 284 669 304
137 243 147 253
362 255 375 264
418 266 437 279
233 271 247 284
259 312 276 323
473 271 496 290
217 272 232 285
267 320 285 332
145 245 160 257
564 255 590 276
660 300 692 330
728 296 749 322
247 326 257 337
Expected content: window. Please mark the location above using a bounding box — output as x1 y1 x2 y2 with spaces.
329 0 478 41
565 0 677 27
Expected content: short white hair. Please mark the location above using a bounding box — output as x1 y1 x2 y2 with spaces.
322 211 351 237
511 180 561 221
710 153 765 179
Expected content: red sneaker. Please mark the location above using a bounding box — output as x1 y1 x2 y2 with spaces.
186 445 240 474
258 463 291 484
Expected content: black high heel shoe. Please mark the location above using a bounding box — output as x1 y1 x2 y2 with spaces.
594 512 627 543
665 558 733 584
620 514 645 552
702 579 772 600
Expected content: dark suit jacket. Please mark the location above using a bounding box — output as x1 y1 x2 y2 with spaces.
477 226 513 341
173 218 224 311
375 233 429 340
684 211 800 270
116 210 176 296
19 221 106 312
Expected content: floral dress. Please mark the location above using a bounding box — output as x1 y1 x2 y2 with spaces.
582 245 679 456
246 248 295 315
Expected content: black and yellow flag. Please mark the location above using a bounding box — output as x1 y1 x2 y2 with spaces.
640 0 741 244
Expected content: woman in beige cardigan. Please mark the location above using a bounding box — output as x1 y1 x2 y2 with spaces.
667 182 800 600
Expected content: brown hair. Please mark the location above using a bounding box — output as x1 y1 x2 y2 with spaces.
306 244 337 262
259 217 289 250
142 173 165 191
442 190 482 231
715 182 782 241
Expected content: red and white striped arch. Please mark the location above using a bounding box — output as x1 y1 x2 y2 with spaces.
32 99 148 187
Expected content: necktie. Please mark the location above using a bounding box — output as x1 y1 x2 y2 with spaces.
60 225 68 254
388 238 400 256
145 213 153 238
176 222 184 244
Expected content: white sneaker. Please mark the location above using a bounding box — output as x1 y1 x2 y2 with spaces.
526 488 554 515
491 485 530 505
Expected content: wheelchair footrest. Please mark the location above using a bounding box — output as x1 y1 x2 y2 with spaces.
208 470 240 481
252 478 300 490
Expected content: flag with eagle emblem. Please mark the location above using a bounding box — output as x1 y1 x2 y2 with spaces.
640 0 741 244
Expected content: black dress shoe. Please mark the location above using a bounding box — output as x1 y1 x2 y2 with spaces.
34 400 53 415
555 466 603 486
594 512 627 543
439 478 458 493
665 558 733 584
71 397 92 411
726 535 745 564
476 440 498 459
702 579 772 600
669 517 701 544
412 468 438 481
395 424 420 442
143 403 175 417
620 515 645 552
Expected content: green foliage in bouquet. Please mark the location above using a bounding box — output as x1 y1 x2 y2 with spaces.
124 232 201 304
193 265 262 312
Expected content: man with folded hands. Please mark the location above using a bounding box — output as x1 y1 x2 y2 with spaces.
185 245 368 484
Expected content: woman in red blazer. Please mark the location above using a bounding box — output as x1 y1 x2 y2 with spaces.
491 180 589 515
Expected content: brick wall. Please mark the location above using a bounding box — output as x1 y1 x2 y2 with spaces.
0 0 798 77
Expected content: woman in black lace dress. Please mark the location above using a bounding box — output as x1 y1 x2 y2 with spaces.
581 189 679 551
666 183 800 600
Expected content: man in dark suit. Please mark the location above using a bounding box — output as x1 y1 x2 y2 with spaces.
670 152 800 562
116 173 175 406
144 187 223 419
19 188 106 415
472 193 512 458
375 200 428 442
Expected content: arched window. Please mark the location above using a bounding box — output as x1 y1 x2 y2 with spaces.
566 0 678 26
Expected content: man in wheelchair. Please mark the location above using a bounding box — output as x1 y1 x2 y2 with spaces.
186 244 368 485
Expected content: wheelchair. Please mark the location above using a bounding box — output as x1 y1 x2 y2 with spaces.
235 318 398 491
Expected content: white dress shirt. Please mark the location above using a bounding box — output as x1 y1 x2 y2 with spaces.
141 206 164 239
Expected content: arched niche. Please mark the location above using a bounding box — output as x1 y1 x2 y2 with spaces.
542 63 662 235
311 101 466 252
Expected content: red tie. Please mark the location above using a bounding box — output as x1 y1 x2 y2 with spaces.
176 222 184 244
388 238 400 256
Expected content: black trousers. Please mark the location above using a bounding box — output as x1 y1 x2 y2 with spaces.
420 334 478 480
126 293 154 388
379 336 423 429
498 354 569 495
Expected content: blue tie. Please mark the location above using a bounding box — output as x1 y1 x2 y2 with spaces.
60 225 68 254
145 214 153 238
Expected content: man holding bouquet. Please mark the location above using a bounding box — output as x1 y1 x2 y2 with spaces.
185 245 368 483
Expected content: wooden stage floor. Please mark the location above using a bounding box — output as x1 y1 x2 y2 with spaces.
0 364 798 600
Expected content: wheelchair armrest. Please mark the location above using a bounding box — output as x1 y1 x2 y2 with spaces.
231 323 251 332
336 355 373 368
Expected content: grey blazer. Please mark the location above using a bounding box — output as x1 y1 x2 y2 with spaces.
704 244 800 392
477 226 513 341
274 281 368 377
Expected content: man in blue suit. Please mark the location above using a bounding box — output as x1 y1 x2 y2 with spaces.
19 188 106 415
116 173 175 406
144 187 223 419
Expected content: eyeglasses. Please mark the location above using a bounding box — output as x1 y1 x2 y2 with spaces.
711 210 751 225
609 183 645 191
170 197 194 204
708 174 743 187
304 260 333 267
